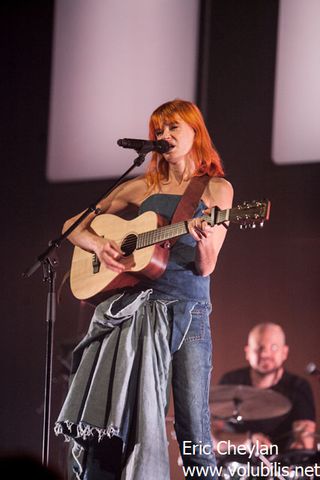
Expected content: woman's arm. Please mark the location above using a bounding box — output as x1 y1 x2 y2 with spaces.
62 177 145 273
188 177 234 276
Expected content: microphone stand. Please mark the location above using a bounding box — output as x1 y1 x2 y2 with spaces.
22 151 147 467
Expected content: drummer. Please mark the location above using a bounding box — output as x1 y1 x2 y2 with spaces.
213 323 316 453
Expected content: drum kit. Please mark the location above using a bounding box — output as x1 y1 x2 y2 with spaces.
210 385 320 480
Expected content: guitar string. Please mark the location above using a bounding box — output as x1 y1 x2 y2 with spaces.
118 222 187 250
120 218 258 249
120 216 213 250
120 212 228 250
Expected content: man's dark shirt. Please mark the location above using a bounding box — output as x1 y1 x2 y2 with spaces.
219 367 316 451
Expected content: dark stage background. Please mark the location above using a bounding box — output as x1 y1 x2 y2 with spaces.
1 1 319 477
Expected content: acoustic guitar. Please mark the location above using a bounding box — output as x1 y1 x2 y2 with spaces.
70 199 270 301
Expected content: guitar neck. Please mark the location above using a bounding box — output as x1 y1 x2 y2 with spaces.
136 208 230 249
137 220 189 249
215 209 229 224
135 199 269 250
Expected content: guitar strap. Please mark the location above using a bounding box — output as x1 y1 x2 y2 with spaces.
169 174 210 247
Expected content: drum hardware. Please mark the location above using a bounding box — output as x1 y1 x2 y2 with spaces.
210 385 292 480
229 396 244 424
257 452 286 480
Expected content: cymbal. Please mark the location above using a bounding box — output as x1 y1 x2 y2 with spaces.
210 384 292 421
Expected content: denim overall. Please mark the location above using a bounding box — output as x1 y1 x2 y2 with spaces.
139 194 217 478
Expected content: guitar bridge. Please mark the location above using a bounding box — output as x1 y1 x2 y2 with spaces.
92 253 101 274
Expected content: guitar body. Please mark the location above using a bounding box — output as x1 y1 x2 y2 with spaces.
70 211 170 301
69 199 270 301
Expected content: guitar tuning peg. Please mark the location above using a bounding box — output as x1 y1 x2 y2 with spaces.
240 224 248 230
259 221 264 228
249 223 257 229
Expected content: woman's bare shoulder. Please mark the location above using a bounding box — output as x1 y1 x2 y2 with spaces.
208 176 233 190
98 175 148 214
120 175 148 202
204 177 234 208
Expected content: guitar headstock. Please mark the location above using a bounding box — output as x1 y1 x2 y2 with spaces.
230 199 271 229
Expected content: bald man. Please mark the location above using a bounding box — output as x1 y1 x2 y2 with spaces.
213 323 316 452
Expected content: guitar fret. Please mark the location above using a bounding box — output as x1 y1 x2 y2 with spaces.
217 210 228 224
137 221 188 249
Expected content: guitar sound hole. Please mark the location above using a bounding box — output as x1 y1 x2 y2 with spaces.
121 234 137 256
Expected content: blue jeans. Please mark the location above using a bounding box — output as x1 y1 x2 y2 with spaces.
172 302 217 479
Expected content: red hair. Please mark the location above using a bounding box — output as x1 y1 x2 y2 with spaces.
146 99 224 190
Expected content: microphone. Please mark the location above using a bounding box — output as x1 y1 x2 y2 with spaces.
117 138 171 154
305 362 320 376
